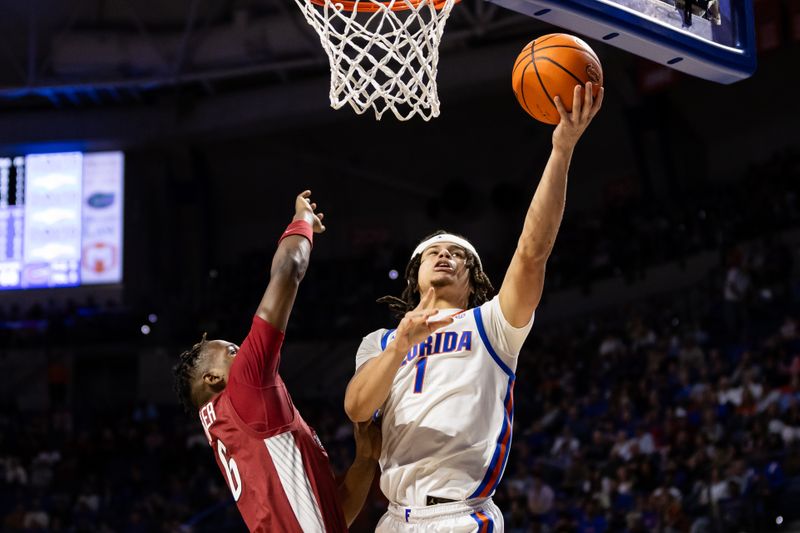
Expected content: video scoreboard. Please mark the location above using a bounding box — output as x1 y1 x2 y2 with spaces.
0 151 124 291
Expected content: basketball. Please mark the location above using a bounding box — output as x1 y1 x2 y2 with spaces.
512 33 604 124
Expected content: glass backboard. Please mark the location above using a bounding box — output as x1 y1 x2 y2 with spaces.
486 0 757 83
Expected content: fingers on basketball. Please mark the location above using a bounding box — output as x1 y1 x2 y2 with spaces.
592 87 605 116
581 82 593 119
553 95 568 121
572 84 584 120
512 33 603 125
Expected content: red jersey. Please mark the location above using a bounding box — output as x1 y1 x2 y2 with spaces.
198 316 347 533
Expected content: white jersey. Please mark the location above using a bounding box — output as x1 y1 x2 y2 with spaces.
356 296 534 507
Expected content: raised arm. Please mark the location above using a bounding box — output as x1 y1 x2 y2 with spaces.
257 190 325 332
498 82 604 327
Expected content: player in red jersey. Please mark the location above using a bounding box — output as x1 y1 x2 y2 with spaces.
173 190 379 532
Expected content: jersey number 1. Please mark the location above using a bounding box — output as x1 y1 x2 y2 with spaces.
413 357 428 393
217 439 242 501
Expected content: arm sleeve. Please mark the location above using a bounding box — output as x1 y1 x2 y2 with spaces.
229 315 286 387
227 316 295 432
478 295 535 359
355 329 387 372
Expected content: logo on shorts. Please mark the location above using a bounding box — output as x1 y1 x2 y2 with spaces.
585 64 601 84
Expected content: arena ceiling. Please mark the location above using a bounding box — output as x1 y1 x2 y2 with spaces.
0 0 547 111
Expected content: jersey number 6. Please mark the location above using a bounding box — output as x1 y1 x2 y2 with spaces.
217 439 243 501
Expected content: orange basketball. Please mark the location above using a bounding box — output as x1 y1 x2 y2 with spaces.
512 33 603 125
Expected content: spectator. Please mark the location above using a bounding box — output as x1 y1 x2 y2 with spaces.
723 251 751 337
527 472 555 524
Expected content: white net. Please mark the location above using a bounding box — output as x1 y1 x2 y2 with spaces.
294 0 457 121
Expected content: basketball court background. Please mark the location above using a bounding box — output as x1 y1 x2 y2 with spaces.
0 0 798 531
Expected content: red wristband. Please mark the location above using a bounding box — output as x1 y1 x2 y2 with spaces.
279 219 313 247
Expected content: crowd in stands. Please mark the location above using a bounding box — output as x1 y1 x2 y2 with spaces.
1 227 799 531
0 149 799 531
0 149 797 346
490 254 800 532
549 148 799 290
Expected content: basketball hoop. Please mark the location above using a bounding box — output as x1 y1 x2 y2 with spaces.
294 0 459 121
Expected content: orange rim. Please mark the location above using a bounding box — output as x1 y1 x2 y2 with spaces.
309 0 458 12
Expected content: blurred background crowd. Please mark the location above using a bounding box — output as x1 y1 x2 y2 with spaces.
1 1 798 530
1 146 798 532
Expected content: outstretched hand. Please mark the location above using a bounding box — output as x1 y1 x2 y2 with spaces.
552 82 604 153
294 190 326 234
395 287 454 353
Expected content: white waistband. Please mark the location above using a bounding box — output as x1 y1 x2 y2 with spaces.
387 497 493 522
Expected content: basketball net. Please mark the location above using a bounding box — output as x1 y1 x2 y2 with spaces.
294 0 457 121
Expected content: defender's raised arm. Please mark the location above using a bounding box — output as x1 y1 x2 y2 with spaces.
257 189 326 332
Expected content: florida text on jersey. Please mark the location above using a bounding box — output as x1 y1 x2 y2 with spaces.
356 296 534 507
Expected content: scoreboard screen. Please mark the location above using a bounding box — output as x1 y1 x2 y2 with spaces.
0 151 124 291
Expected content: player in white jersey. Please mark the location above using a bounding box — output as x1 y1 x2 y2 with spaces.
344 82 603 532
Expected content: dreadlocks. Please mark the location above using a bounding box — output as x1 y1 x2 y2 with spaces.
377 230 495 319
173 333 209 415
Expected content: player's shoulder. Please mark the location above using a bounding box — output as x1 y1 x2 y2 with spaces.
360 327 395 349
356 328 390 354
369 326 390 337
469 294 501 317
251 314 285 337
362 327 389 342
356 328 394 368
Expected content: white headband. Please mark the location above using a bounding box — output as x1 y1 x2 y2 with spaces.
411 234 482 269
